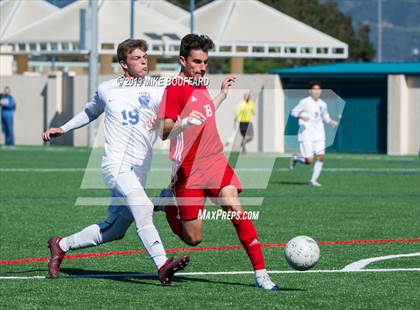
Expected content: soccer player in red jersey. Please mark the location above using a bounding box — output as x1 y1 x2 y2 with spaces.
157 34 279 290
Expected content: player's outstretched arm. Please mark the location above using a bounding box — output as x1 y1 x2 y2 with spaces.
41 109 92 142
42 88 105 142
213 76 236 109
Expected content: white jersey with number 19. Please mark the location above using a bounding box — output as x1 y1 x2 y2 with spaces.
62 76 164 170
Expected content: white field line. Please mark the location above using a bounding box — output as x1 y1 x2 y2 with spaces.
342 252 420 271
0 168 419 173
1 268 420 280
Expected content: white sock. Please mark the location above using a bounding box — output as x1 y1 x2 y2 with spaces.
58 238 69 252
137 225 167 270
125 191 168 270
294 156 306 164
58 213 133 252
255 268 268 278
59 224 102 252
311 160 323 182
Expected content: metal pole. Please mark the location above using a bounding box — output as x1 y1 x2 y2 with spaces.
88 0 98 147
257 87 264 152
377 0 382 62
130 0 135 39
190 0 195 33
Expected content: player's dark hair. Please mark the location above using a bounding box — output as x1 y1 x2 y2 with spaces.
117 39 148 63
309 81 322 89
179 34 215 58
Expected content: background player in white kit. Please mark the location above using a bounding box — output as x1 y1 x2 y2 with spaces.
289 81 338 187
42 39 189 284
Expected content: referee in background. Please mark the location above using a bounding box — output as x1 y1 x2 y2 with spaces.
235 90 255 153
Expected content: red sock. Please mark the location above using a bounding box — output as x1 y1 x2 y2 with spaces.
231 217 265 271
165 205 183 240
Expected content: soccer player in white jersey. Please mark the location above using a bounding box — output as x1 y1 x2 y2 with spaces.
289 81 338 187
42 39 189 284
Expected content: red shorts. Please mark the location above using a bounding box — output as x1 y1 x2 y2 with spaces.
173 154 242 221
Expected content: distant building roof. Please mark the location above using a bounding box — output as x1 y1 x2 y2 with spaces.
140 0 188 20
270 62 420 76
1 0 189 56
1 0 348 60
178 0 348 59
0 0 58 40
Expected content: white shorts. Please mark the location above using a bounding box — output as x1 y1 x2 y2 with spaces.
102 163 148 195
299 140 326 158
102 163 150 215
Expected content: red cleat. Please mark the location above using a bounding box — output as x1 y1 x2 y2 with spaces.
158 256 190 285
47 236 65 279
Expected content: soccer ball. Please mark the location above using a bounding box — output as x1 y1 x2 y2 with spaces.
284 236 320 271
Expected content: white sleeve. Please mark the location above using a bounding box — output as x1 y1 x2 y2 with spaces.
291 99 306 118
60 89 105 133
60 110 90 133
321 102 331 123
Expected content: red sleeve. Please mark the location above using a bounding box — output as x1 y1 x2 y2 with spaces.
157 85 183 121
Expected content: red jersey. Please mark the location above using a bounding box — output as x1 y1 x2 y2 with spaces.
157 81 224 168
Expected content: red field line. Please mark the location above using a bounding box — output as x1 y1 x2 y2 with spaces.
1 238 419 266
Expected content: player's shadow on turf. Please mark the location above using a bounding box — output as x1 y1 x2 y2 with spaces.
60 268 304 291
60 268 162 286
176 276 303 291
174 275 255 288
160 276 304 291
61 268 253 287
273 181 309 186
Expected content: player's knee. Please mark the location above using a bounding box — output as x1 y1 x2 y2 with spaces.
126 191 154 229
187 237 202 246
223 204 244 214
182 227 203 246
138 204 154 221
305 157 313 165
184 234 202 246
317 155 324 162
219 185 238 198
136 213 153 230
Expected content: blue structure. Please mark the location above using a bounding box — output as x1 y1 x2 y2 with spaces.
270 62 420 153
270 62 420 76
